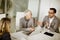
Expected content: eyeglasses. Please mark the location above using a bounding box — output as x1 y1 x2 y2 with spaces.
48 12 54 14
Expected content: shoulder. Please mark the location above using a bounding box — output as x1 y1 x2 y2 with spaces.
20 17 25 22
44 16 48 18
20 17 24 20
54 16 60 23
43 16 48 19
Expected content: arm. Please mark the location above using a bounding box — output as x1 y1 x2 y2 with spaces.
19 18 32 32
31 18 35 28
19 18 27 31
29 18 35 31
19 18 34 32
50 20 59 32
42 16 47 27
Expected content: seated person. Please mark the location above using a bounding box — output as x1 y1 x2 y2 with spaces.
19 10 35 35
0 18 11 40
42 8 60 33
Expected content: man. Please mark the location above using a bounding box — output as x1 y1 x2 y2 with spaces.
42 8 59 33
19 10 34 35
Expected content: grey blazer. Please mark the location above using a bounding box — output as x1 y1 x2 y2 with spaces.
19 17 34 31
42 16 60 33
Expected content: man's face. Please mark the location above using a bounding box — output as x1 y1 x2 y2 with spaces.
25 11 32 19
48 10 55 18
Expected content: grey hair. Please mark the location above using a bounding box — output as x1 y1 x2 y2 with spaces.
24 9 32 15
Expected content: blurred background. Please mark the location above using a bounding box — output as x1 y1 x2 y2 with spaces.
0 0 60 33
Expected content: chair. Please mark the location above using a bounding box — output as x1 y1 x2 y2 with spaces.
16 12 25 31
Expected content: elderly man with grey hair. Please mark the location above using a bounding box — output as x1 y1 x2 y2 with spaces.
19 10 35 35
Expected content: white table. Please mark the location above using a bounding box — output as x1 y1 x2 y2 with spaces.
11 26 60 40
11 31 28 40
28 26 60 40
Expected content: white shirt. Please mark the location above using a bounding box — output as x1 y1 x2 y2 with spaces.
48 17 54 28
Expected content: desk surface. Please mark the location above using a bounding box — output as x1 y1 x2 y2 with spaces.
11 31 28 40
28 27 60 40
11 27 60 40
28 33 60 40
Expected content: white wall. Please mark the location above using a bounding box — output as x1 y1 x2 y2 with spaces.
39 0 60 21
28 0 39 17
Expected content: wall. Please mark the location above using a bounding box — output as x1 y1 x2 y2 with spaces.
28 0 39 17
13 0 28 12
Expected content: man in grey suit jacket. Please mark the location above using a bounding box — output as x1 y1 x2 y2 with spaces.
19 10 34 35
42 8 60 33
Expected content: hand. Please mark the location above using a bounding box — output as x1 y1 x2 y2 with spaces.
45 22 49 28
29 28 35 32
37 21 42 26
